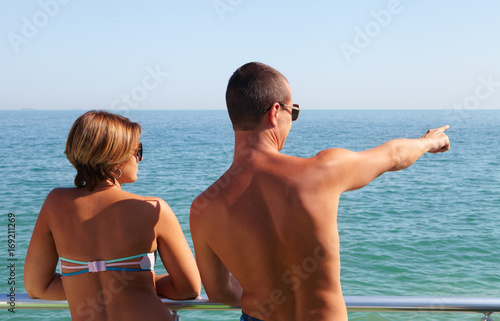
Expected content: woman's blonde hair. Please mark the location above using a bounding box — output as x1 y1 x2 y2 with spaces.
65 110 142 190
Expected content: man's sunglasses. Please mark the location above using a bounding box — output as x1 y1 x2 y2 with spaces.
263 103 300 121
136 143 143 161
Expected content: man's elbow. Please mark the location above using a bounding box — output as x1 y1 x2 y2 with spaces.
206 289 240 307
207 294 231 306
207 291 225 304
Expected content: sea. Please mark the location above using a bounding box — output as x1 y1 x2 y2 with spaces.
1 109 499 320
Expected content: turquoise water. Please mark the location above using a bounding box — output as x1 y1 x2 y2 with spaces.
1 109 499 320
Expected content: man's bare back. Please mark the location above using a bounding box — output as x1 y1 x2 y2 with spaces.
190 62 450 321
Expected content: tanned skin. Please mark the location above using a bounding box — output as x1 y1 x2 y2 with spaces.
191 75 450 321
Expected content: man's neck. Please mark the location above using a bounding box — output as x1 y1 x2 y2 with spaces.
233 129 281 161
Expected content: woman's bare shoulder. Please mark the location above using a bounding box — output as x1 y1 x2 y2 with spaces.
112 191 173 219
118 190 168 207
42 187 80 205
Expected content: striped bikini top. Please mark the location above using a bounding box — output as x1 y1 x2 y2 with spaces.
59 252 155 276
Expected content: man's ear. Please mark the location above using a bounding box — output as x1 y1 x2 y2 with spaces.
268 103 280 127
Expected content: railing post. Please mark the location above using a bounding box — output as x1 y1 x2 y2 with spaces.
172 310 181 321
482 312 494 321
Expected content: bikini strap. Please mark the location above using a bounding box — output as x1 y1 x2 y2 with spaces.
59 252 155 276
59 252 152 265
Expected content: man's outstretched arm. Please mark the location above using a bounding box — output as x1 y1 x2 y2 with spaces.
317 125 450 192
388 125 450 171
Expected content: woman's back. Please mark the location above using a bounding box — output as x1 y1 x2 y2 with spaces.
46 186 169 320
50 186 160 262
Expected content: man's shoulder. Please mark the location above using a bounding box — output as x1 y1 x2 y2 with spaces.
314 147 353 160
303 148 357 171
189 164 246 225
274 148 354 168
190 189 227 239
190 181 228 219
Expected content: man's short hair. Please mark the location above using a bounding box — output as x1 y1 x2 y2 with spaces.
226 62 291 131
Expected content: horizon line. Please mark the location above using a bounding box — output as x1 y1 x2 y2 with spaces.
3 108 500 112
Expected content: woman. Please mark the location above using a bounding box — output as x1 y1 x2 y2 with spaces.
25 110 200 321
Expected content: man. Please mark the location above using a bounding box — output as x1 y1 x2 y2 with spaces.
190 62 450 321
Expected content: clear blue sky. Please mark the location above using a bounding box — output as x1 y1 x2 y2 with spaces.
1 0 499 110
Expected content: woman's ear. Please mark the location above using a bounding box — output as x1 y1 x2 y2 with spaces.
112 168 123 179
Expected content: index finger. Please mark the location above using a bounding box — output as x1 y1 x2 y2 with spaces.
438 125 450 132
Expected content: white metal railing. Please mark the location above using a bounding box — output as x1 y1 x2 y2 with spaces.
1 294 499 320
